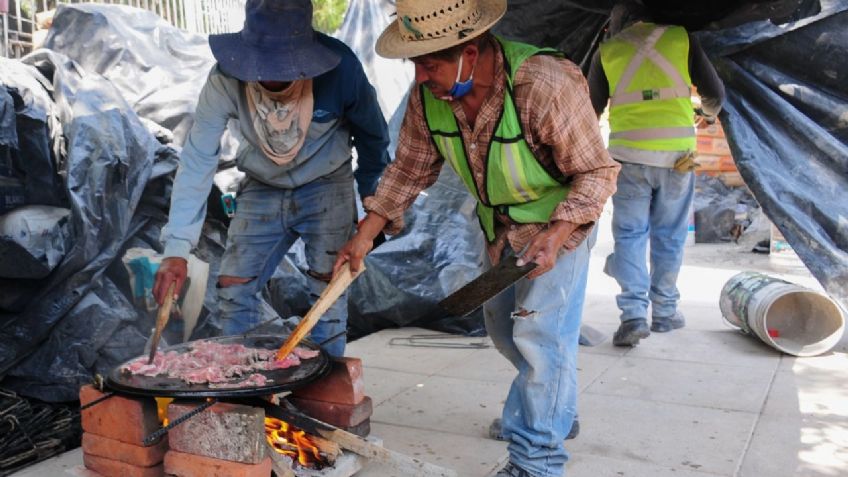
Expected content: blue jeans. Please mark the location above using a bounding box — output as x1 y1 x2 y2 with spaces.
217 168 354 357
484 229 594 477
605 163 694 321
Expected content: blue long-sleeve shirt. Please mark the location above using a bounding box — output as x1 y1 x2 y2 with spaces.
161 34 391 259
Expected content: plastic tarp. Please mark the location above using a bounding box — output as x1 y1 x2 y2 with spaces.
0 41 180 400
43 4 215 144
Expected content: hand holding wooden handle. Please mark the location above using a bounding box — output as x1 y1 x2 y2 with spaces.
147 281 176 364
275 263 364 361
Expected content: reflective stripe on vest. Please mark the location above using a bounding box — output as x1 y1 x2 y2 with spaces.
422 37 571 242
600 23 696 151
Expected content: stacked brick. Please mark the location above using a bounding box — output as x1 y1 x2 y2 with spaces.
290 357 373 437
79 385 166 477
694 117 744 187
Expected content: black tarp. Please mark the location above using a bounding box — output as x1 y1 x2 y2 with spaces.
0 45 180 401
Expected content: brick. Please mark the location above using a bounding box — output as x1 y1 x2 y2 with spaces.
695 154 736 173
340 418 371 438
696 136 731 155
167 401 265 464
719 172 745 188
291 357 364 405
83 432 168 467
84 453 164 477
80 385 160 445
164 451 271 477
289 396 372 428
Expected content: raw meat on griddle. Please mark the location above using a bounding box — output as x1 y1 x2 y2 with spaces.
122 340 320 385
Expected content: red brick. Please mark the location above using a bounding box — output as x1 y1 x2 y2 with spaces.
291 357 364 405
341 418 370 438
164 450 271 477
167 401 265 464
84 453 164 477
80 385 160 445
83 432 168 467
289 396 372 428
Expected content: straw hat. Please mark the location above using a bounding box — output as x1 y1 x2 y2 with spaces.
376 0 507 59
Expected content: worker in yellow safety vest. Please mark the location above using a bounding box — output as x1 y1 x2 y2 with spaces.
588 1 725 346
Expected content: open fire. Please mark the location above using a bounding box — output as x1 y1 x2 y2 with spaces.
265 417 329 469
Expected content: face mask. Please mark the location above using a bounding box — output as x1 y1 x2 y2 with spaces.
445 55 475 100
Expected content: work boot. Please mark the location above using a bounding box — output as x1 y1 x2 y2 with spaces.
651 311 686 333
495 462 536 477
613 319 650 347
489 417 580 441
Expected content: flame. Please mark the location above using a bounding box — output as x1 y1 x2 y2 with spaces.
155 397 173 426
265 417 327 468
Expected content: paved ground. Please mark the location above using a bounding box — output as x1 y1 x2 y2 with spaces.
15 209 847 477
352 209 848 477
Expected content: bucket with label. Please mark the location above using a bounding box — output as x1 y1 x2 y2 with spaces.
719 272 845 357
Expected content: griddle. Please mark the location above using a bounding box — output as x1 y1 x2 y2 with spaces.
106 335 331 398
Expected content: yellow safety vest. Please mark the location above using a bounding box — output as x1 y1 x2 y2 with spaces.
421 37 571 242
600 22 696 152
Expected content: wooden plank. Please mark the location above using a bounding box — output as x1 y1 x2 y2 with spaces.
262 402 457 477
275 263 363 361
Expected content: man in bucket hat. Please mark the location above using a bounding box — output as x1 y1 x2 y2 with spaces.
334 0 619 475
153 0 390 357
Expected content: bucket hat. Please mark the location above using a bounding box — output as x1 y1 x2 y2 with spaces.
209 0 340 82
376 0 507 59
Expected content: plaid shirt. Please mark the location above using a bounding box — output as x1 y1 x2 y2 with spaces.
365 40 619 263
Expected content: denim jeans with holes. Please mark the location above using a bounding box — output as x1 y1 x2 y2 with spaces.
483 228 594 477
217 166 354 357
604 163 694 322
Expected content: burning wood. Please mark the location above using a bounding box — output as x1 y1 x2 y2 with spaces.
265 417 339 469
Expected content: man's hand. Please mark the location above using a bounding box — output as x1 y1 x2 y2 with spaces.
153 257 187 305
333 213 388 275
517 221 579 280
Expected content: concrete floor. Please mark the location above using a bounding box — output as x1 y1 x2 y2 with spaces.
14 209 848 477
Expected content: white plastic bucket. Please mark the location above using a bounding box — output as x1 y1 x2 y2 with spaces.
719 272 845 357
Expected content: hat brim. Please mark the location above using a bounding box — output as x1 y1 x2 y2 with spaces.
209 33 341 82
375 0 507 59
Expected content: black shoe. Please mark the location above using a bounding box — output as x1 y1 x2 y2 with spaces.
613 319 650 347
489 417 580 441
495 462 535 477
651 311 686 333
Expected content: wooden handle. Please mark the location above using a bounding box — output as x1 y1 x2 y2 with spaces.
147 281 176 364
275 263 364 360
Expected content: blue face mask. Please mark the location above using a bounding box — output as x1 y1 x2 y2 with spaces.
446 55 475 100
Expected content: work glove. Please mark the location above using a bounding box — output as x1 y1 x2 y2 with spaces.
673 151 698 173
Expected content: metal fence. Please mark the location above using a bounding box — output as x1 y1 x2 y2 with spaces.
1 0 245 58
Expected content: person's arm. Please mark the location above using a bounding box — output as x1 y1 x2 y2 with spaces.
689 34 726 118
586 50 611 117
155 67 234 304
343 56 391 200
160 67 235 260
534 59 619 246
334 89 445 273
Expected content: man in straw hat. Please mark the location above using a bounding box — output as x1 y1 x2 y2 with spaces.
334 0 619 475
153 0 390 357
